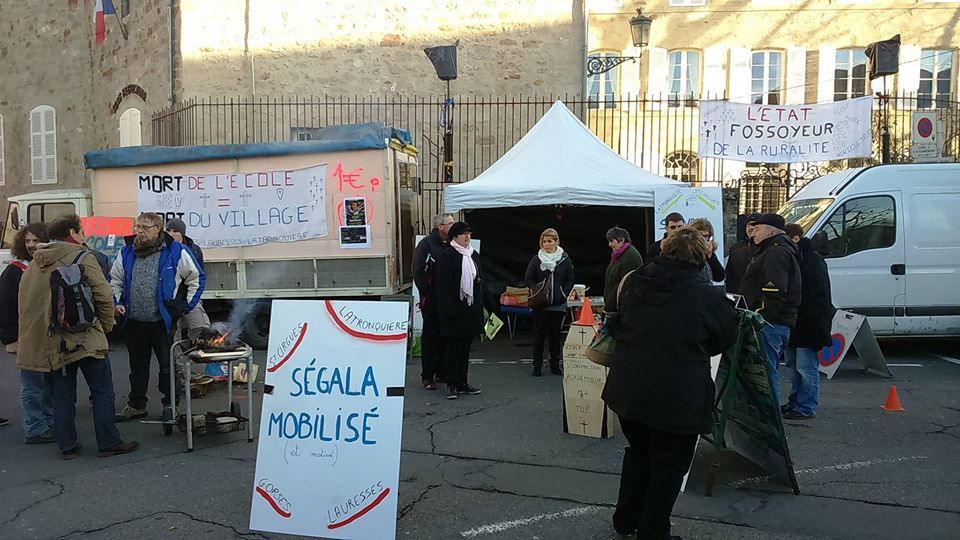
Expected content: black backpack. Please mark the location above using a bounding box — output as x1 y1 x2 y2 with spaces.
50 251 98 333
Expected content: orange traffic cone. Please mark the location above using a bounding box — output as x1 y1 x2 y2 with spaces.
575 297 595 325
881 385 905 411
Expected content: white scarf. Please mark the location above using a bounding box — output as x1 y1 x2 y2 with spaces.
451 241 477 305
538 246 565 272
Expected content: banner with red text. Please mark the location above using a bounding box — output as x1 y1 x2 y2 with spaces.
136 164 328 247
250 300 408 539
698 96 873 163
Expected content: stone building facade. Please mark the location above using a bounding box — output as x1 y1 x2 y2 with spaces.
1 0 958 206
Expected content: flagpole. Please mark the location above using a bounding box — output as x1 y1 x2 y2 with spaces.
114 10 128 40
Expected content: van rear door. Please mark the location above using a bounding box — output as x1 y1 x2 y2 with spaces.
899 191 960 335
813 192 904 335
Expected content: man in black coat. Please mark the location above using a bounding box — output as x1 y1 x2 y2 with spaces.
782 224 834 420
602 227 738 538
740 213 802 405
725 212 761 294
646 212 685 261
412 214 454 390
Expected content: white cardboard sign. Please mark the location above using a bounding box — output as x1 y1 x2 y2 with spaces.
136 164 328 248
698 97 873 163
654 186 725 270
250 300 408 539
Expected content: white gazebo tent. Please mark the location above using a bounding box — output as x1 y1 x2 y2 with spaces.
444 100 680 212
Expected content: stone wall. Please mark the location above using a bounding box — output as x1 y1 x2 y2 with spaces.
0 0 172 201
178 0 586 98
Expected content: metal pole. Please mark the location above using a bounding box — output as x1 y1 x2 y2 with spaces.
443 80 454 183
881 78 891 164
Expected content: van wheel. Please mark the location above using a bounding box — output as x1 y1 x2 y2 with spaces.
240 309 270 350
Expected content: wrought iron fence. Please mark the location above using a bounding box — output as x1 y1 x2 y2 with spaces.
153 94 960 221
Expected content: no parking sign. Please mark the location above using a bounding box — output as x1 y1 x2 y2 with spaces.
818 310 893 379
910 111 942 161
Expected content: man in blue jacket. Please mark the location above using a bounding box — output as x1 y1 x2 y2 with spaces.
111 212 204 421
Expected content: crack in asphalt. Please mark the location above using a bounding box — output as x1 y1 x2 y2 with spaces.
397 483 442 520
740 488 960 516
926 422 960 439
424 399 518 454
2 478 66 526
673 514 758 530
444 476 614 509
56 510 267 539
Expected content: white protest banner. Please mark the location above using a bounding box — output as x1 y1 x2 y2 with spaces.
654 186 725 266
698 96 873 163
250 300 408 539
136 164 328 248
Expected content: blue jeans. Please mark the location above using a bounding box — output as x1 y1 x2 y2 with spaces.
784 347 820 415
760 322 791 406
44 356 122 452
20 369 54 438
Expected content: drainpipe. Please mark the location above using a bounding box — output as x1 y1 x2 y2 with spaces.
167 0 175 104
581 0 589 101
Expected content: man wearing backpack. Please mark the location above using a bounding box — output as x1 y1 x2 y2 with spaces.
112 212 204 421
17 214 139 460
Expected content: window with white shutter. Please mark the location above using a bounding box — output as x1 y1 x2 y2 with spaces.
119 108 143 147
30 105 57 184
0 115 5 187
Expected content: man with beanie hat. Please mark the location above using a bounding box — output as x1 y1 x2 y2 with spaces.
740 213 802 405
17 214 139 459
725 212 762 294
165 218 210 341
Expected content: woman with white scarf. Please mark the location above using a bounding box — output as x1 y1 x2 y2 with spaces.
524 228 575 377
435 222 484 400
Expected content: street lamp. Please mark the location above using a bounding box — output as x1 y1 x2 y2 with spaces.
585 8 653 76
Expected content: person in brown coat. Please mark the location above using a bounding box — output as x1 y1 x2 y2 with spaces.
17 214 139 460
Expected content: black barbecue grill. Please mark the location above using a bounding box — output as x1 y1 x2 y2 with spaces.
161 324 255 451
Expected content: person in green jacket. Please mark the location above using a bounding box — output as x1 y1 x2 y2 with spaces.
604 227 643 311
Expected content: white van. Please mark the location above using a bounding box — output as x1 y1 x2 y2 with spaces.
779 163 960 337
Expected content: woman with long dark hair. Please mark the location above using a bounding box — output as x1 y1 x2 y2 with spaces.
0 223 55 442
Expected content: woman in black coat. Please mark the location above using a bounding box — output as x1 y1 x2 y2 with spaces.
782 225 834 420
602 227 739 538
435 222 484 400
524 228 575 377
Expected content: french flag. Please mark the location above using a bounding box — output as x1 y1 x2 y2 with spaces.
94 0 116 45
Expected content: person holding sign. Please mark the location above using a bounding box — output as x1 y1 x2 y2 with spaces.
435 222 483 400
781 224 834 420
740 213 802 405
602 227 738 538
524 228 575 377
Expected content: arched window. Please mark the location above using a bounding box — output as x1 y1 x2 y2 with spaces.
30 105 57 184
119 108 143 147
664 151 699 183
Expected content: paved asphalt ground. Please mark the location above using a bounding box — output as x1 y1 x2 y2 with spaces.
1 332 959 539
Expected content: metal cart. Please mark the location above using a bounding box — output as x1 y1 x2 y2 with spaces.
163 340 255 452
